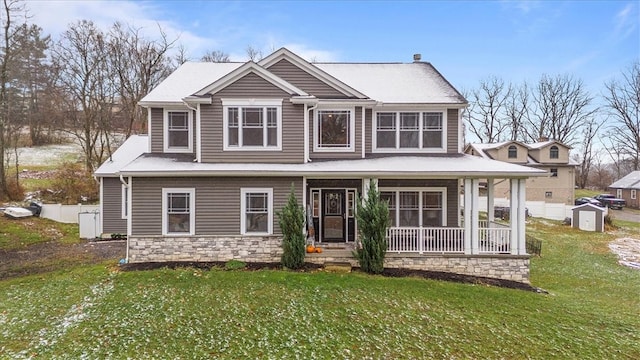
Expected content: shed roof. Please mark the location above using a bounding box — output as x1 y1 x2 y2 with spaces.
94 135 148 176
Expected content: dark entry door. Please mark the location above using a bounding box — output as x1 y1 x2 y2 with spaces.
322 190 345 242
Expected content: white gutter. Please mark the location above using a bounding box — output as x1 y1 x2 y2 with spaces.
306 104 318 163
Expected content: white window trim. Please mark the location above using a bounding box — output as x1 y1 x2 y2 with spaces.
162 188 196 236
372 110 447 153
631 190 636 200
222 98 283 151
121 183 128 220
163 108 193 153
241 188 273 235
314 107 356 152
379 187 447 227
617 189 623 199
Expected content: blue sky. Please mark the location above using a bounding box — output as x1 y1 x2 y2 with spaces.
28 0 638 95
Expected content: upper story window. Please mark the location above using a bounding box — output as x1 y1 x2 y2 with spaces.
222 99 282 151
315 109 355 152
550 145 559 159
373 111 445 152
164 109 193 153
508 145 517 159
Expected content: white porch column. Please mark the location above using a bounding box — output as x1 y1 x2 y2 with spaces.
509 179 524 255
463 178 480 254
487 179 495 224
517 179 527 254
470 178 480 255
463 178 472 254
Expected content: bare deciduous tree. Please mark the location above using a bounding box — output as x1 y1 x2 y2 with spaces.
51 20 117 172
108 22 175 137
245 45 262 62
201 49 230 62
574 118 603 189
504 81 529 141
603 61 640 172
466 76 512 143
525 74 596 146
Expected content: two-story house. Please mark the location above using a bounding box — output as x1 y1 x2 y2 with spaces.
95 48 544 283
465 140 576 205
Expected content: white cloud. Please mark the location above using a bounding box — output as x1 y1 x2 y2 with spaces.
614 3 638 40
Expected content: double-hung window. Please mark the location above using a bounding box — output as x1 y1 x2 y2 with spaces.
162 188 195 235
223 99 282 150
164 109 193 153
380 188 446 227
374 111 445 151
315 109 355 151
241 188 273 235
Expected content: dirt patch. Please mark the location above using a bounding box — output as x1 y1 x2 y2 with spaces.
121 261 542 292
609 238 640 270
0 240 125 280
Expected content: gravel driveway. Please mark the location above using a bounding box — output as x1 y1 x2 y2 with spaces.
607 208 640 223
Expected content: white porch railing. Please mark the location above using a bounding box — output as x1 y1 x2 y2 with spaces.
386 227 464 253
386 226 511 254
479 227 511 254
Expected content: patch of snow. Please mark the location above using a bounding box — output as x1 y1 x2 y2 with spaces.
12 143 83 167
609 238 640 270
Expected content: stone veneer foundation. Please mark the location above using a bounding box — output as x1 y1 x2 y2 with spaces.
128 236 530 284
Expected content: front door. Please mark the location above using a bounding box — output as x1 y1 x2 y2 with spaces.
322 190 345 242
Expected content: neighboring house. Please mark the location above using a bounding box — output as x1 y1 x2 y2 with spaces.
608 171 640 209
95 48 545 283
465 140 577 205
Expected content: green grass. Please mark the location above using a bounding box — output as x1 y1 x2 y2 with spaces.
575 188 603 198
0 216 80 250
1 219 639 359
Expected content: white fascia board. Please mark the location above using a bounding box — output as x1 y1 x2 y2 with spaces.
316 99 378 106
139 101 184 108
375 102 467 109
259 48 368 99
290 96 318 105
193 62 309 97
182 96 212 105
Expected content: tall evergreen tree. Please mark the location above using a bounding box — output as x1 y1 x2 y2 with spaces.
354 180 390 274
278 185 306 269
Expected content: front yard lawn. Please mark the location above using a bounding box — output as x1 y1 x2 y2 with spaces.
0 218 638 359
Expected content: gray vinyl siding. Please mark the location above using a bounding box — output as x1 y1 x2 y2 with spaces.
102 177 127 234
266 59 349 99
149 107 196 156
447 108 459 154
130 176 302 236
150 108 163 153
365 108 373 154
200 100 304 163
310 106 362 160
378 179 459 227
216 72 290 98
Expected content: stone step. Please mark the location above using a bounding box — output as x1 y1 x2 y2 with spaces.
323 262 352 273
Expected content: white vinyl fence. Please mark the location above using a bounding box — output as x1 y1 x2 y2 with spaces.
40 204 99 224
465 196 574 221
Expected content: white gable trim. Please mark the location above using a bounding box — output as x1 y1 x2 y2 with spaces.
193 62 308 97
259 48 368 99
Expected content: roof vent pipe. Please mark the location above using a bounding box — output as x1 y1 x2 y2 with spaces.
413 53 422 62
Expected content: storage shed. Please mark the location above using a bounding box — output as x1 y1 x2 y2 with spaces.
572 203 606 232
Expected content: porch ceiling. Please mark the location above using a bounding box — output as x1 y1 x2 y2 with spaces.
119 154 546 178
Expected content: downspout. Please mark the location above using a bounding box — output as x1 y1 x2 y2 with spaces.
182 101 199 162
306 104 318 163
361 106 365 158
119 174 130 263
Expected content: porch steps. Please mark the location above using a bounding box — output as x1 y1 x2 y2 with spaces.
323 262 352 273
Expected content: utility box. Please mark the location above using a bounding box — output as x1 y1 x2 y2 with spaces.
572 204 606 232
79 211 100 239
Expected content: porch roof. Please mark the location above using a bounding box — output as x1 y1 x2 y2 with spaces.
119 154 546 178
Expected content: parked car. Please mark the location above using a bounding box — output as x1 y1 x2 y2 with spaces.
574 197 604 207
593 194 626 210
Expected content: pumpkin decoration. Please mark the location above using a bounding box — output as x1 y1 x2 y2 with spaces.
315 247 323 254
306 245 316 253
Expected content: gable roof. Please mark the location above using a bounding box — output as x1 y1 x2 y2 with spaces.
193 61 308 97
528 140 571 150
138 47 467 106
259 48 367 99
467 140 579 166
609 171 640 189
